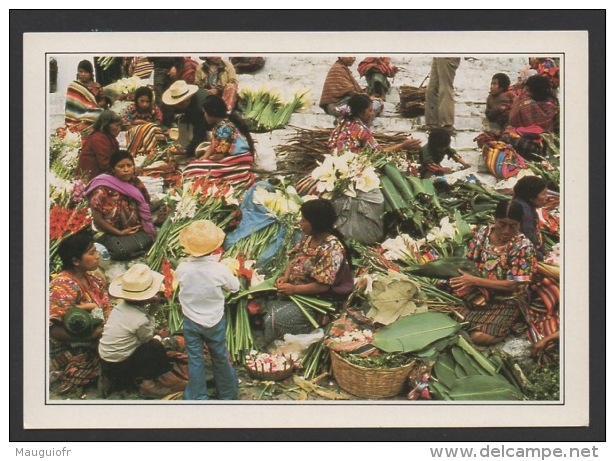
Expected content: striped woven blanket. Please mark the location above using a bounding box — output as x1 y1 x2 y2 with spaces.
65 81 103 128
182 153 254 188
481 141 527 179
125 122 166 157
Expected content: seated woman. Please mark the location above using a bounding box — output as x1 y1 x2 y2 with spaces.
513 175 549 261
122 86 166 157
75 110 121 182
327 93 420 154
85 150 157 261
49 230 111 395
262 199 354 344
357 57 398 101
319 57 384 118
64 59 106 133
99 263 187 398
182 95 255 187
509 75 559 133
450 200 537 346
194 57 239 113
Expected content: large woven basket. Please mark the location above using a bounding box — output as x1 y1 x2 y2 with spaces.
330 351 416 399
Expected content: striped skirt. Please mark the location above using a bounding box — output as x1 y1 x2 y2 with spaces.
457 295 528 338
182 153 254 188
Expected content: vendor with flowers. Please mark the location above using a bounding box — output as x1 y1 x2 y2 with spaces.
450 200 537 346
262 198 354 343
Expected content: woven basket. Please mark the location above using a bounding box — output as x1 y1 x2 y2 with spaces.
246 359 295 382
330 351 416 399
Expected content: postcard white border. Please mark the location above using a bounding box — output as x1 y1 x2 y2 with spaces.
23 31 589 429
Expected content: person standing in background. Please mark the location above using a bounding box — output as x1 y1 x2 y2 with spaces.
423 57 461 133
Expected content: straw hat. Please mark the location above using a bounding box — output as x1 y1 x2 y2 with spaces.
179 220 225 257
109 263 164 301
162 80 198 106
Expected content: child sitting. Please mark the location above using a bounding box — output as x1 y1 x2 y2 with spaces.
122 86 163 127
485 73 515 129
175 220 240 400
99 263 187 398
418 128 471 178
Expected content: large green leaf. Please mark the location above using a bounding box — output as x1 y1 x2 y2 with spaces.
429 380 452 400
371 312 461 353
449 375 524 401
451 346 482 376
433 352 458 389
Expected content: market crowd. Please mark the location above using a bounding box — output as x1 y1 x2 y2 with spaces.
49 55 561 400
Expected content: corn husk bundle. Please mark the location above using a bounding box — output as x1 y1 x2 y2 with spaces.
275 127 414 176
397 85 427 118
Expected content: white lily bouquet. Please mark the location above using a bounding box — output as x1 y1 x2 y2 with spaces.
310 150 380 199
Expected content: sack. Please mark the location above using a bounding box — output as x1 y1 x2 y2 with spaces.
97 230 153 261
63 307 103 337
333 188 385 244
481 141 527 179
330 259 354 297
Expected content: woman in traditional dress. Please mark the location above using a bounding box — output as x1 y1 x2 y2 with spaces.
182 95 255 187
508 75 559 132
122 86 166 157
85 150 157 261
261 199 355 343
513 175 549 261
64 60 106 133
75 110 121 182
450 200 537 346
327 93 420 154
49 230 112 395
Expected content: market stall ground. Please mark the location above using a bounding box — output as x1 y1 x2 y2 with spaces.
48 54 560 402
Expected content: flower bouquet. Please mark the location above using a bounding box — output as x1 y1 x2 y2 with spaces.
310 150 380 199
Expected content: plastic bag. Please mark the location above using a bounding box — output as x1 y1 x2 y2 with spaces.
270 328 325 359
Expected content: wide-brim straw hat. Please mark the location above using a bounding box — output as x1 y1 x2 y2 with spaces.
162 80 198 106
109 263 164 301
179 220 225 257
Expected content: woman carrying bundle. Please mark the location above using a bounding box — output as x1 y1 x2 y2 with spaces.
182 95 255 187
85 150 157 261
262 199 354 344
450 200 537 346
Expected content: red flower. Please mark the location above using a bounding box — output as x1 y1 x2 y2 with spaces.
247 300 261 315
161 258 175 300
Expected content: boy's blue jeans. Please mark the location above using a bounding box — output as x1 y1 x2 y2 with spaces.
182 315 238 400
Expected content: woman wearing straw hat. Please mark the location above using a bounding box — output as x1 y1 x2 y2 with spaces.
162 79 211 157
175 220 240 400
99 263 187 398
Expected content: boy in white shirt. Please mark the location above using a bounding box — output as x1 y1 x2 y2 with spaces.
176 220 240 400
